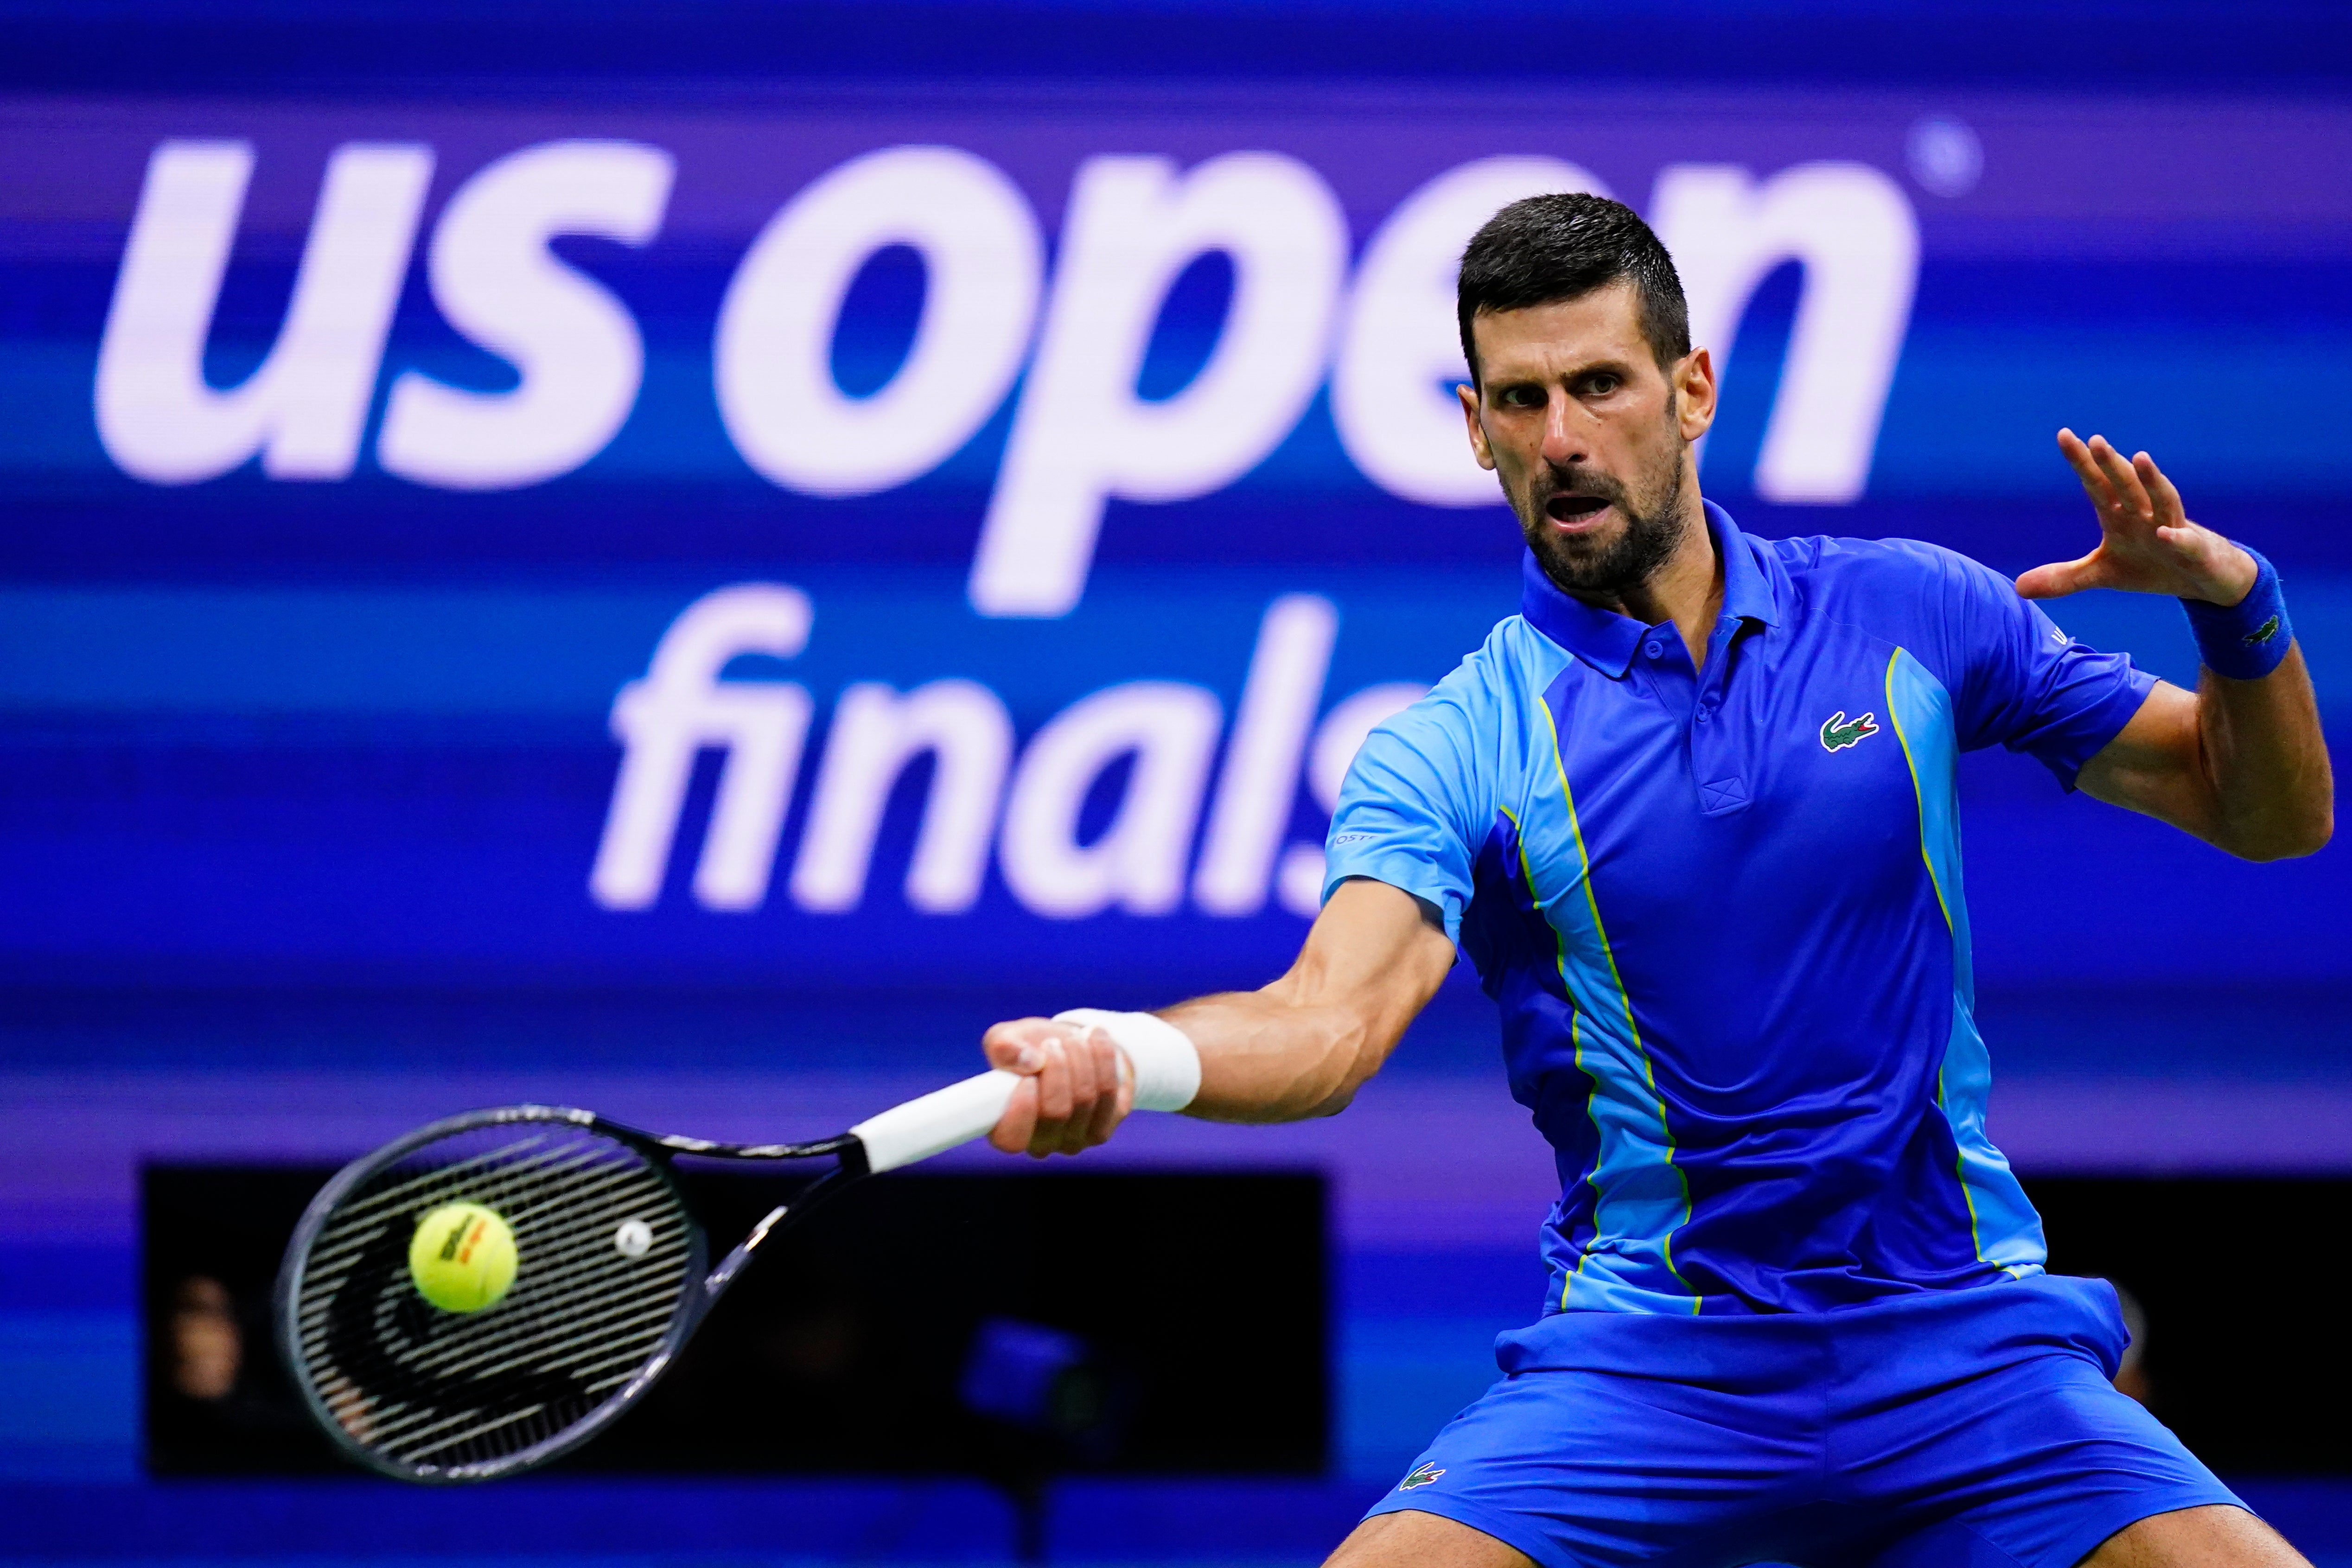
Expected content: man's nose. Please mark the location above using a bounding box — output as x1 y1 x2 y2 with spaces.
1540 399 1585 464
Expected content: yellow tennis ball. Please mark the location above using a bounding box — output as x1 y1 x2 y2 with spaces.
408 1201 518 1313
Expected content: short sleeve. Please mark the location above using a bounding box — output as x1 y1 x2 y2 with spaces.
1322 668 1496 945
1939 550 2157 789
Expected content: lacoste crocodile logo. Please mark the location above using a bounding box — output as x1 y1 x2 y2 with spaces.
1400 1462 1446 1491
2243 614 2282 648
1819 711 1880 752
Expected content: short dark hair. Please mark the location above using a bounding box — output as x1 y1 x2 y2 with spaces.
1456 193 1690 383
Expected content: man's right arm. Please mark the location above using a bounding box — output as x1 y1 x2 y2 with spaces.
982 877 1457 1156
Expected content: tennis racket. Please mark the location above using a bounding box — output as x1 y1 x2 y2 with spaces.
273 1068 1035 1483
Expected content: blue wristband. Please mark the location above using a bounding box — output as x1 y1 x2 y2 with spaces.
2180 546 2291 681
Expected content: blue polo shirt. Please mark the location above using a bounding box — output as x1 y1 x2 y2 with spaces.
1326 502 2156 1316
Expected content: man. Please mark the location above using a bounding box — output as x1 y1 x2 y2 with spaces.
977 195 2331 1568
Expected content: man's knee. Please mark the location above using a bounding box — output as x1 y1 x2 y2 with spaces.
2079 1504 2310 1568
1324 1509 1535 1568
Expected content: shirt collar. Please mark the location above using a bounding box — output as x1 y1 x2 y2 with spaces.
1519 498 1779 677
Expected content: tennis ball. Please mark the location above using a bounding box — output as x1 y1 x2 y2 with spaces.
408 1201 518 1313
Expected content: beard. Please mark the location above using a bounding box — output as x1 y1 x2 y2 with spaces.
1510 430 1691 599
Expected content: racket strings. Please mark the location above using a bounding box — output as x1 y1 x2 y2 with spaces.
300 1179 689 1406
308 1147 692 1469
316 1192 676 1396
296 1135 591 1281
305 1133 560 1237
296 1143 664 1357
287 1121 697 1478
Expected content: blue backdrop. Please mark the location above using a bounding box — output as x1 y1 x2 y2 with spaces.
4 84 2347 1056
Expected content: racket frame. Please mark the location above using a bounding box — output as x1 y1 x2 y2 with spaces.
274 1103 869 1484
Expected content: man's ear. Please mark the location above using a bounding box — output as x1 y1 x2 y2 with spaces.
1457 383 1497 472
1675 347 1718 442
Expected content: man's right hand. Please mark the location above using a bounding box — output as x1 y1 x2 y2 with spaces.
981 1017 1134 1157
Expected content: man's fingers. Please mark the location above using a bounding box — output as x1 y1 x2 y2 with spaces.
2091 438 2155 523
984 1037 1043 1072
1030 1036 1074 1151
982 1018 1072 1156
1056 1034 1099 1154
979 1016 1131 1160
2049 433 2234 597
2138 453 2188 529
2057 429 2116 509
1053 1034 1106 1156
983 1017 1059 1073
1074 1033 1126 1151
2015 551 2103 599
989 1076 1039 1154
1082 1079 1130 1150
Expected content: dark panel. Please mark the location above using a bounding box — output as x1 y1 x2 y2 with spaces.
142 1162 1327 1478
2028 1176 2352 1474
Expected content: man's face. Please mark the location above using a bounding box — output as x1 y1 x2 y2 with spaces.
1458 282 1716 597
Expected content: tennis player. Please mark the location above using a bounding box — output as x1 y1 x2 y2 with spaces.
979 194 2332 1568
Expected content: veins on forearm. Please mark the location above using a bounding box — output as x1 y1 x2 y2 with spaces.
1161 990 1389 1125
2195 652 2333 860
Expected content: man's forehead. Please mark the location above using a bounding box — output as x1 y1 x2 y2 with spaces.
1472 283 1648 375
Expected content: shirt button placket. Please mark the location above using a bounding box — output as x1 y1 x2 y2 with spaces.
1692 680 1745 814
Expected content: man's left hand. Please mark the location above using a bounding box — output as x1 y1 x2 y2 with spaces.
2017 430 2257 606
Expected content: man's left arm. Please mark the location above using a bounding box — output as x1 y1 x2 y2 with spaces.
2018 429 2332 861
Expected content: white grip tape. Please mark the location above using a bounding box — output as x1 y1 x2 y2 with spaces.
1052 1008 1202 1113
848 1069 1020 1174
847 1012 1199 1174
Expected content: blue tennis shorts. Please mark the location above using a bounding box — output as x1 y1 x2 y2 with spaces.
1364 1275 2242 1568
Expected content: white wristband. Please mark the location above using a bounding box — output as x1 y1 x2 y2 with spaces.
1052 1008 1202 1113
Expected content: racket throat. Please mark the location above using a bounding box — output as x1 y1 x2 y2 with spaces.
702 1212 780 1300
700 1162 859 1302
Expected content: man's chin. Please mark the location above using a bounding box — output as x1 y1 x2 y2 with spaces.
1526 531 1635 595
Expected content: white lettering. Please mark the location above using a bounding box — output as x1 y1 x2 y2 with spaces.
717 146 1042 497
1192 595 1337 916
95 140 431 484
999 682 1223 918
1275 682 1430 917
970 153 1348 618
789 679 1014 914
1648 161 1919 504
589 583 814 912
1334 157 1609 506
377 141 674 490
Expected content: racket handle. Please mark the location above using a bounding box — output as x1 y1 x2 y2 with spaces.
850 1070 1021 1173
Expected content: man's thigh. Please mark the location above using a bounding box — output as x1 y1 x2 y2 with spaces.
2078 1505 2309 1568
1326 1509 1535 1568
